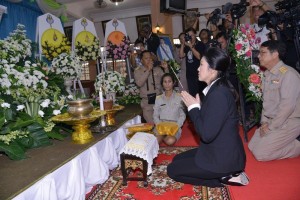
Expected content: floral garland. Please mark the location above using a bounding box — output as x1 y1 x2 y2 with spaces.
106 36 131 60
75 37 101 61
51 53 82 79
116 83 141 105
42 36 71 61
230 23 264 118
94 70 125 94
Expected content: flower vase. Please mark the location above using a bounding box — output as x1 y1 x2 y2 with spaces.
106 92 116 103
64 79 73 95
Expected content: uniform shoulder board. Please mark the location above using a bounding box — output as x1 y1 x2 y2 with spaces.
135 66 141 71
279 66 288 74
176 92 181 96
156 95 161 98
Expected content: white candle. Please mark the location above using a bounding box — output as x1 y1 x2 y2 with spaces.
99 88 104 110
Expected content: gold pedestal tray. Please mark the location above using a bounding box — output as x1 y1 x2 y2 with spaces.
104 105 124 126
51 109 106 144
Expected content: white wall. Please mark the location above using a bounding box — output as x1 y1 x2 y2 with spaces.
67 0 276 43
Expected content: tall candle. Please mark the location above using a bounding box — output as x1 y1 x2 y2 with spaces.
99 87 104 110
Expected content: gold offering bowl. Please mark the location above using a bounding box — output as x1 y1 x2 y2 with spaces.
103 105 124 126
51 109 106 144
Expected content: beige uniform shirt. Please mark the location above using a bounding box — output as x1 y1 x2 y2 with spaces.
153 92 186 127
134 66 166 99
261 61 300 130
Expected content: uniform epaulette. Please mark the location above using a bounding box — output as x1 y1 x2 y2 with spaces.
135 66 141 71
156 95 162 98
176 92 181 96
279 66 288 74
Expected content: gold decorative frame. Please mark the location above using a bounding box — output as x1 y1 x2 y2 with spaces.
182 8 199 31
135 15 152 32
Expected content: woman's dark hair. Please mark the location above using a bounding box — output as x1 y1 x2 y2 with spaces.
160 73 176 87
178 32 185 38
204 47 238 100
199 29 211 38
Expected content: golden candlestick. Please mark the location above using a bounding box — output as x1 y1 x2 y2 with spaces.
104 105 124 126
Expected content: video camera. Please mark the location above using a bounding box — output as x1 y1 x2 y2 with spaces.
258 0 300 29
230 0 249 20
275 0 300 11
208 8 226 25
208 0 249 25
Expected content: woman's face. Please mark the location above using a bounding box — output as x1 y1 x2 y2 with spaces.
198 57 215 84
162 76 174 92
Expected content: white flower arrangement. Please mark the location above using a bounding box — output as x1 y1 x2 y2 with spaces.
94 70 125 94
51 53 82 79
0 24 32 64
0 24 69 160
0 60 49 102
75 37 101 61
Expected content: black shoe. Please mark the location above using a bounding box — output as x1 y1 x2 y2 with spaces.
219 172 250 186
297 135 300 142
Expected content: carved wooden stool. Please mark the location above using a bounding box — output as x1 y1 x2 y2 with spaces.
120 132 159 187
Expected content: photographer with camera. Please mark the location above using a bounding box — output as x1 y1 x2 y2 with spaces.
134 50 169 123
180 27 206 98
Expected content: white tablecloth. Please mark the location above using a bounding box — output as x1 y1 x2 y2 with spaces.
120 132 159 175
13 115 141 200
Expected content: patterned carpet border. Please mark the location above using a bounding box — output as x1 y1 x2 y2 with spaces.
86 147 232 200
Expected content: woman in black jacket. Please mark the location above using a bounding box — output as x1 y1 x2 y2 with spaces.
167 47 249 187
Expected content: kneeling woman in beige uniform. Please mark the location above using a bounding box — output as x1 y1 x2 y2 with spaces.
153 73 186 146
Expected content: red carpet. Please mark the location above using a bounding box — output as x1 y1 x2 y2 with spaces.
229 127 300 200
86 121 300 199
86 146 231 200
162 121 300 200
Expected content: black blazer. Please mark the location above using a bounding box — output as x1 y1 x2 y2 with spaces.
189 81 246 173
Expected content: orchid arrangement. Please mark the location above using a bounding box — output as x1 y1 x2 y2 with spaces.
51 53 82 79
75 37 101 61
230 23 263 118
106 36 131 60
94 70 125 94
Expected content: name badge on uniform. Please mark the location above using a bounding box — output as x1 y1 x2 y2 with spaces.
271 79 279 84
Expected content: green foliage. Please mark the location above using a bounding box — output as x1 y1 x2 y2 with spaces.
116 95 141 105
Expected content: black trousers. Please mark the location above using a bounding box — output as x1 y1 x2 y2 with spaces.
167 148 232 187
